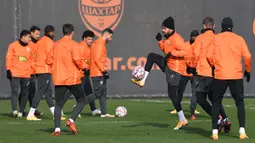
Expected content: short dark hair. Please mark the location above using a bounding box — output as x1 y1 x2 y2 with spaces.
82 30 95 39
44 25 55 34
62 23 74 35
102 28 113 35
30 26 41 32
20 30 30 39
203 17 214 27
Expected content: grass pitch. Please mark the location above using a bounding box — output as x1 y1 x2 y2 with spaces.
0 98 254 143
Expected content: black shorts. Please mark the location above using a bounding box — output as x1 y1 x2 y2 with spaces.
165 67 182 87
194 75 213 92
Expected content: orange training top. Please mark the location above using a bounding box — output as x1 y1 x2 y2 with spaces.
6 40 33 78
46 36 84 85
207 31 252 79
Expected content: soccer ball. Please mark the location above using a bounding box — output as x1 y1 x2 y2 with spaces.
132 66 145 80
115 106 127 117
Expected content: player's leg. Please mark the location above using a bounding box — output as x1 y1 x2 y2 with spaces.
165 67 187 130
131 52 164 87
28 75 36 108
65 84 87 135
195 76 213 116
52 86 68 136
208 88 230 133
84 76 99 115
27 74 49 120
228 79 248 139
190 77 198 118
10 77 21 117
91 77 114 118
44 74 56 116
18 78 30 118
29 75 43 116
170 75 189 114
210 79 227 140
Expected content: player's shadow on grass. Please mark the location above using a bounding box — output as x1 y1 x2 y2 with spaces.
166 109 211 119
183 126 237 139
183 126 210 138
64 111 93 117
0 113 13 118
122 122 169 128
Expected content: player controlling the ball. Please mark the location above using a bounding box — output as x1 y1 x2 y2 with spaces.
131 16 190 130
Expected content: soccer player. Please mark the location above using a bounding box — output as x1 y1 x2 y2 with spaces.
19 26 43 116
170 30 200 120
208 17 251 140
131 16 189 130
73 30 101 118
48 24 87 135
26 25 62 121
188 17 230 132
90 28 115 118
6 30 32 118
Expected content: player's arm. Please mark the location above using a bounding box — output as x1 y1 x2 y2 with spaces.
45 41 55 66
46 46 54 65
206 41 215 67
72 42 85 70
28 50 35 73
93 43 106 73
5 44 14 70
171 37 188 57
241 38 252 72
158 40 170 54
190 39 201 68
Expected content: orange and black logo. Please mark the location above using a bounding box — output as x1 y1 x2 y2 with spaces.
78 0 124 36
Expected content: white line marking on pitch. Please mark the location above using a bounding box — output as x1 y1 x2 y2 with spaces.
6 120 210 125
130 99 255 110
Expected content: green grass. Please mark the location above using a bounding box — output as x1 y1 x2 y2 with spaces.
0 98 254 143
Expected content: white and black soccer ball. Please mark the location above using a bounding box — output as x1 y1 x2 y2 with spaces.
115 106 127 117
132 66 145 80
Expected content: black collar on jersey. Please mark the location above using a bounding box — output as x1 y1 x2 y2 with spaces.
31 37 38 43
189 39 195 44
45 34 54 40
201 28 215 34
164 30 175 39
18 40 28 47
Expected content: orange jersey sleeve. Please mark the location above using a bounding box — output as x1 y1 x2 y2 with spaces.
46 46 53 65
6 44 15 70
206 41 215 67
191 39 202 68
72 42 85 70
171 36 188 57
158 40 171 54
241 37 252 72
93 42 106 73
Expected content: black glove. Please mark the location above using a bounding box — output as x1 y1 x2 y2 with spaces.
83 69 90 76
244 71 250 82
6 70 12 80
211 66 215 77
186 67 197 75
155 33 162 41
103 71 110 80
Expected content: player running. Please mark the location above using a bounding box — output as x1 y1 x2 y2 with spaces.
188 17 231 132
208 17 251 140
